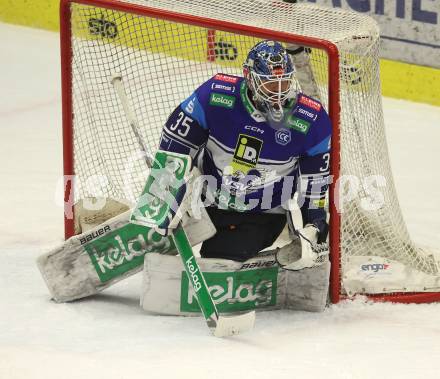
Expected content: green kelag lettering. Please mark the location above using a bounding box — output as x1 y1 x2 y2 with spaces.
180 267 278 312
85 223 174 282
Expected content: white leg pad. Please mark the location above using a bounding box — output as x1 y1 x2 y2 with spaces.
141 249 330 315
37 207 216 302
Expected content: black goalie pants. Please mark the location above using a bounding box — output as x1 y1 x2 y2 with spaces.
200 207 287 262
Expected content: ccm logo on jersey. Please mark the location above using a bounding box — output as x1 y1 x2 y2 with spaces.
298 95 322 111
211 83 236 93
214 73 239 84
244 125 264 134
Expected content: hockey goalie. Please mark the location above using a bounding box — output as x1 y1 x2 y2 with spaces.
37 40 331 318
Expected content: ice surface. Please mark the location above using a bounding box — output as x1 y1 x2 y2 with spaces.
1 22 440 379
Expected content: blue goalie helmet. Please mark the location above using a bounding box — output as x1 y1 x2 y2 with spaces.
243 40 298 121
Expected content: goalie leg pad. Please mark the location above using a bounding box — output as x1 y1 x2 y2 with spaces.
285 259 330 312
141 249 330 315
37 207 216 302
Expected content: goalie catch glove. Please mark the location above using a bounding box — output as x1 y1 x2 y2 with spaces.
276 223 329 271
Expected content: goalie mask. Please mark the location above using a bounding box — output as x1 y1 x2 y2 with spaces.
243 40 298 122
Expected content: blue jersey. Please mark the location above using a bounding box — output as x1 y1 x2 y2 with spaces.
159 73 331 223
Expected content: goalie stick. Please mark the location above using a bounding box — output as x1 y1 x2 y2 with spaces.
111 74 255 337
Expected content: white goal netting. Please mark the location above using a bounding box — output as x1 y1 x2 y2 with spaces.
63 0 440 300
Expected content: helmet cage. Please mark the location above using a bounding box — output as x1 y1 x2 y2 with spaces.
249 70 296 107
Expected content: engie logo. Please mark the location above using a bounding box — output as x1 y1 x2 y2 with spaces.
361 263 390 273
209 93 236 109
275 129 291 145
180 267 278 312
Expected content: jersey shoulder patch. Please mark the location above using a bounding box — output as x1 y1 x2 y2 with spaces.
212 73 240 85
210 73 241 94
287 93 327 134
202 73 242 110
297 93 322 112
292 104 319 123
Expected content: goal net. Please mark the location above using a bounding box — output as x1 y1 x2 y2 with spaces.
61 0 440 303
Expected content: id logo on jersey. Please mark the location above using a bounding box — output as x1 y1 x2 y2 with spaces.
231 134 263 174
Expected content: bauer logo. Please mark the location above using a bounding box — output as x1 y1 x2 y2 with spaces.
298 95 322 112
180 267 278 312
287 116 311 134
80 225 111 245
209 93 236 109
231 134 263 174
84 224 174 282
240 260 277 270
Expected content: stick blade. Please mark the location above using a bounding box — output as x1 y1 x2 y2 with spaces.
213 311 256 338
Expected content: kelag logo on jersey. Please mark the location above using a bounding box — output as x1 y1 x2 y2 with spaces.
231 134 263 174
209 93 236 109
287 116 310 134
